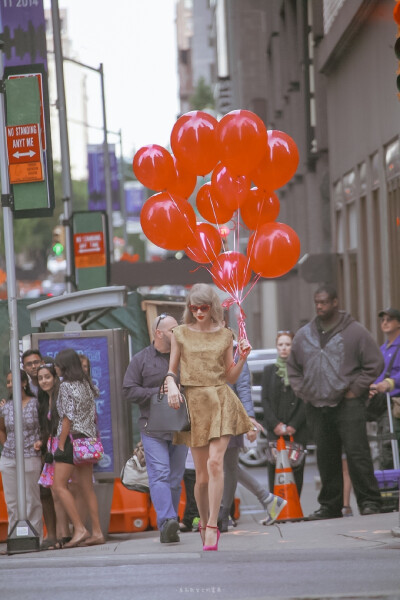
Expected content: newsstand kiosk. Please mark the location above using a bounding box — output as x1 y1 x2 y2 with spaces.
26 287 131 536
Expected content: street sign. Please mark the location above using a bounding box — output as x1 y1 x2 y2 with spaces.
9 73 46 150
74 231 106 269
6 122 44 183
4 63 54 217
72 211 110 290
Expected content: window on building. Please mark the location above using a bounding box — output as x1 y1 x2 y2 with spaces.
385 139 400 180
346 202 357 251
337 255 345 308
387 179 400 309
349 252 359 321
372 188 383 339
371 152 380 189
359 162 367 195
359 195 370 330
336 209 344 254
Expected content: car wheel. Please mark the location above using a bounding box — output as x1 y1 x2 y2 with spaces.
239 436 269 467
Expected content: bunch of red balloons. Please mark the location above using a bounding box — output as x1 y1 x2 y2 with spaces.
133 109 300 299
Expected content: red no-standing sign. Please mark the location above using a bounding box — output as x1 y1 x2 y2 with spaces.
73 231 106 269
6 123 44 183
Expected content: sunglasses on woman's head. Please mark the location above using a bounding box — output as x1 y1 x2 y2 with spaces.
189 304 211 313
156 313 169 330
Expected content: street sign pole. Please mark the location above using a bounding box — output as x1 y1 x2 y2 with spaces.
50 0 74 293
99 63 114 263
0 43 39 553
118 129 128 246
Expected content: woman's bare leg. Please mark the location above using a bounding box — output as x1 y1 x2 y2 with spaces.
53 462 89 546
50 487 70 540
74 464 103 540
204 435 230 547
191 445 210 542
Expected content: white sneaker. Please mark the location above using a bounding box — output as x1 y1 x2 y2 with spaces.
260 495 287 525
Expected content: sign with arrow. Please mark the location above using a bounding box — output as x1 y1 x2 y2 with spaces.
6 122 44 183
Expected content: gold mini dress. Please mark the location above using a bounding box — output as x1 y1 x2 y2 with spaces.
173 324 253 447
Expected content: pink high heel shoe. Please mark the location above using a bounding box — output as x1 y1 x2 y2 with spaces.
203 525 220 551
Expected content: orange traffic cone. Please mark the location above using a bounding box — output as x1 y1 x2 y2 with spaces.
273 436 304 521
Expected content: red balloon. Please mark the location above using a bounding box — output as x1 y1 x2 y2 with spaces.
166 156 197 199
170 111 219 176
240 187 280 230
185 222 222 264
140 192 196 251
218 110 268 176
247 222 301 278
133 144 175 191
211 163 251 211
251 130 299 191
211 251 252 295
196 182 234 224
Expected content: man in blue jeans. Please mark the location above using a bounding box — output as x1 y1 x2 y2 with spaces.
123 314 188 543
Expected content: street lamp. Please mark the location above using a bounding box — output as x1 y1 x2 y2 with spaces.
63 56 114 262
50 0 114 267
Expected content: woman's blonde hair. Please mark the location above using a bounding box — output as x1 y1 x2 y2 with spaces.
182 283 224 325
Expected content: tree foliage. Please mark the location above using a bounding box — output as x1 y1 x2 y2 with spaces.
0 163 88 268
189 77 215 111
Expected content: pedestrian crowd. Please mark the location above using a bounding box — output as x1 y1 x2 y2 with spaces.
0 349 104 550
0 282 399 552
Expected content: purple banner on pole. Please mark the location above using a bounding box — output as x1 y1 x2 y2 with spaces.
0 0 47 69
125 183 145 221
88 144 120 212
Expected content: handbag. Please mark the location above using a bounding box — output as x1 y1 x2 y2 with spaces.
72 435 104 465
365 346 400 422
120 441 149 493
146 375 191 433
39 437 59 487
44 435 54 464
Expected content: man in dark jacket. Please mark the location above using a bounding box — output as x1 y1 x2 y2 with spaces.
288 285 384 520
123 314 188 543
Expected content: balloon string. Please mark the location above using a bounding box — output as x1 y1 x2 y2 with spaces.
222 297 248 344
242 196 267 289
189 264 210 274
241 273 261 303
208 195 229 254
169 191 196 236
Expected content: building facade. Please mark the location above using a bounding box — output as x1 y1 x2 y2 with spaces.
317 0 400 341
175 0 399 345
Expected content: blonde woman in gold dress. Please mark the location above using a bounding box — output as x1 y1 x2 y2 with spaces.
167 283 256 551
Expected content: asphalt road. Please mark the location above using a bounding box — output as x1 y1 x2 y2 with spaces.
1 546 399 600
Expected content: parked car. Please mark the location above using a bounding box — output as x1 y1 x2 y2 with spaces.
239 348 277 467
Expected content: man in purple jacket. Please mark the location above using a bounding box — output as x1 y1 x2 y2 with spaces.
288 284 384 520
370 307 400 468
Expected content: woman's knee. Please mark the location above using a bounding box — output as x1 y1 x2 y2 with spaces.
195 479 208 493
208 455 223 477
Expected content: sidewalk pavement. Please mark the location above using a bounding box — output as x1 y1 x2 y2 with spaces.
1 508 399 560
1 455 399 559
